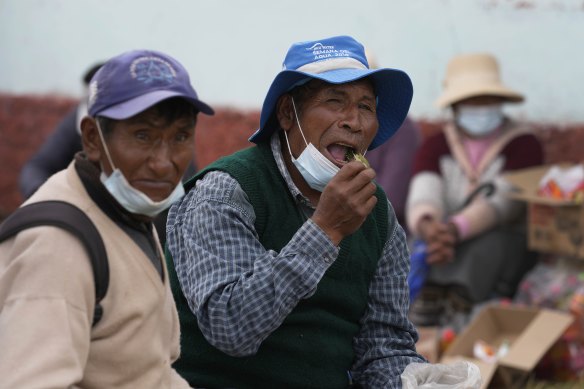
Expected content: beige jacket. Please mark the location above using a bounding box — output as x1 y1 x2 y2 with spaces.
0 163 191 389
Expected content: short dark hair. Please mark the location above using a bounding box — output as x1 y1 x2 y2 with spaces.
97 97 198 136
83 62 105 86
288 79 327 112
261 79 328 133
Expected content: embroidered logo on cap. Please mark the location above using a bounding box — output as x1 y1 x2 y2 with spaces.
306 42 351 61
130 56 177 85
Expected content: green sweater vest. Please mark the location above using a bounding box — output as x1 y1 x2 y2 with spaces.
167 143 392 389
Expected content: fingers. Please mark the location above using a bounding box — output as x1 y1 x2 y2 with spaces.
420 221 455 244
329 163 376 199
334 161 376 186
419 219 457 264
328 164 377 216
425 242 454 265
312 162 378 245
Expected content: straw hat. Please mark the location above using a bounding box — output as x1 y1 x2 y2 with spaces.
364 48 379 69
435 53 524 108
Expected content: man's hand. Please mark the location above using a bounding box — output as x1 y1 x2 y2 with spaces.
311 161 377 246
417 217 458 264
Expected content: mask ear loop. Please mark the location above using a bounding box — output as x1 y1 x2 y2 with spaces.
283 130 296 161
284 97 310 161
290 98 309 147
95 118 117 172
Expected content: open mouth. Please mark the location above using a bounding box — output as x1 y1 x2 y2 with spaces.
327 143 369 168
327 143 357 165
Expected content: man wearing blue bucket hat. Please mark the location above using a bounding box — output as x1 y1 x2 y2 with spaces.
166 35 427 388
0 49 213 387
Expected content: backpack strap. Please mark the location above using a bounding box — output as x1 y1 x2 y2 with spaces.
0 201 109 326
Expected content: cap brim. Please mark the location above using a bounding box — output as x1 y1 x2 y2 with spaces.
96 90 214 119
249 67 413 150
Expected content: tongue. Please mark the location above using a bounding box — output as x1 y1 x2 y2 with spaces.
327 144 348 162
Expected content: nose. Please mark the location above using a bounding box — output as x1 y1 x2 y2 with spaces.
147 140 174 177
338 105 361 133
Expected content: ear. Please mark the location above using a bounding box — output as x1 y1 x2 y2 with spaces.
80 116 103 163
276 94 295 132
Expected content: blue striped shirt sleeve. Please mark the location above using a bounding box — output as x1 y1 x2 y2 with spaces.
350 220 427 387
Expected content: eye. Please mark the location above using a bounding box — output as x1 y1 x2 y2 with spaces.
174 131 192 143
326 98 343 105
359 102 375 112
134 130 150 141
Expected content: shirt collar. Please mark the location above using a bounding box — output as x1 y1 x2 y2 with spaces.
269 132 313 208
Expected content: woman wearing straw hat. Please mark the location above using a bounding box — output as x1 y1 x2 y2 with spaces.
406 53 544 327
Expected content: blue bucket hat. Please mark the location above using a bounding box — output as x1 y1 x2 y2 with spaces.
249 35 413 150
88 49 214 119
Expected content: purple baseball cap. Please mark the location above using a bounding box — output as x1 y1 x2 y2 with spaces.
88 49 214 119
249 35 413 150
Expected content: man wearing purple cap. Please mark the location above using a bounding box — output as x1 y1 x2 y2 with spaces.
166 36 427 388
0 49 213 387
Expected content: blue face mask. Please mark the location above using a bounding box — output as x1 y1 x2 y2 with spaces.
283 98 339 192
96 121 185 218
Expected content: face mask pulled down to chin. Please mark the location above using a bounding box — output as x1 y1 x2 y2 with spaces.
96 120 185 218
283 98 340 192
455 104 504 137
100 170 184 218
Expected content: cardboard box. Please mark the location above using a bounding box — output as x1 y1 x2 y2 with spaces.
441 305 573 388
504 164 584 259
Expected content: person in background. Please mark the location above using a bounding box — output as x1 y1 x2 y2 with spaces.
366 117 421 229
166 35 427 388
19 62 104 199
0 49 213 388
364 48 422 231
406 52 544 327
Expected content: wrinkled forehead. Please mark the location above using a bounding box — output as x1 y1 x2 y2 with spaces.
291 77 376 101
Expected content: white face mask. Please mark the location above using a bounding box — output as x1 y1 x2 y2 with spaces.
455 104 504 137
96 121 185 218
283 98 339 192
100 170 185 218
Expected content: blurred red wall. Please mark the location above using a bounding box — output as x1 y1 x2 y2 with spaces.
1 93 583 219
